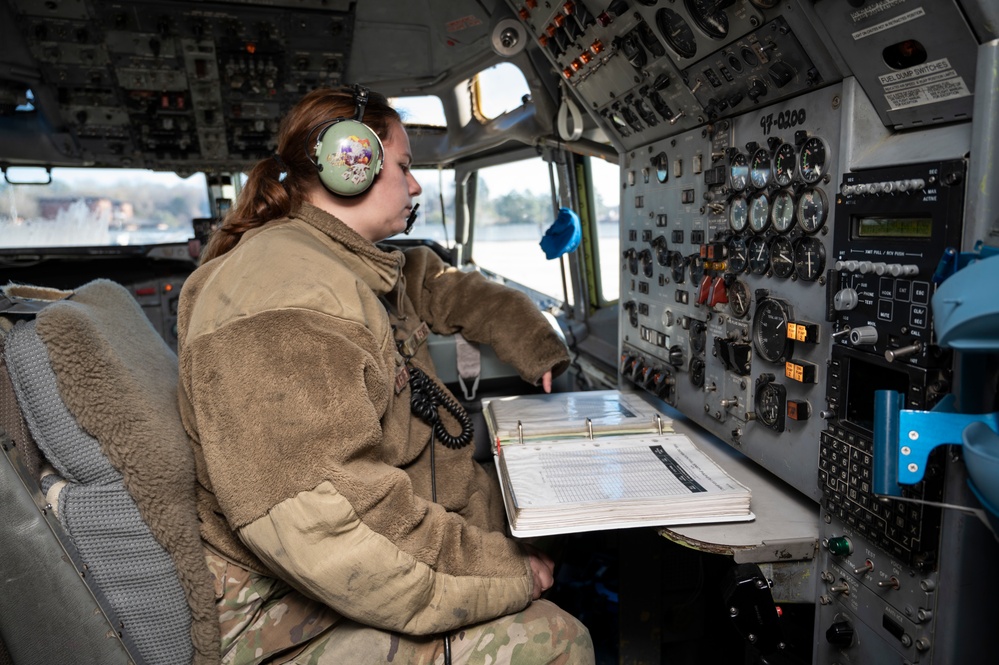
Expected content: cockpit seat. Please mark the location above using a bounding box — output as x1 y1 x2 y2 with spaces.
0 280 220 665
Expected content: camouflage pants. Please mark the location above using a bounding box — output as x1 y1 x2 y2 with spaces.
207 550 595 665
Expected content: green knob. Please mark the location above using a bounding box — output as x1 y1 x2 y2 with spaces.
827 536 853 556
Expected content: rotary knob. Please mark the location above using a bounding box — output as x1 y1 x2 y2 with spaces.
826 620 855 648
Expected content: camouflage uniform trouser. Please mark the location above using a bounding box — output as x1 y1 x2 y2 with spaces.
207 550 595 665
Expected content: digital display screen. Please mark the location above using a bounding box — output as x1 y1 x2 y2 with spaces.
854 216 933 239
844 356 910 432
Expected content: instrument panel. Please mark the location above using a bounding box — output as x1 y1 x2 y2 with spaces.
617 82 842 499
510 1 996 663
3 0 353 171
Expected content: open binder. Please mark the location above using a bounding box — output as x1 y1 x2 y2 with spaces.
484 390 754 537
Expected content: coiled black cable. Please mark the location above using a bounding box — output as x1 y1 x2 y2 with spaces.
408 364 469 665
408 366 474 449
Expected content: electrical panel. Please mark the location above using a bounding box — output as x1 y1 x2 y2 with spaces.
510 1 997 663
5 0 353 171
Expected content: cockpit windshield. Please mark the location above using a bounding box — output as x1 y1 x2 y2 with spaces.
1 168 209 249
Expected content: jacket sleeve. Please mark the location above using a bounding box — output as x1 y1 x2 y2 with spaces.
402 247 570 385
182 307 533 635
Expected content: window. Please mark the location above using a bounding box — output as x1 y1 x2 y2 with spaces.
389 95 446 127
590 157 621 302
0 168 209 248
406 167 456 246
473 157 564 301
474 63 530 119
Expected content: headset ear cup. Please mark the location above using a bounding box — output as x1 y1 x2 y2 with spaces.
314 119 385 196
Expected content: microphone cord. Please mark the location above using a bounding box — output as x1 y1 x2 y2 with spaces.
408 365 472 665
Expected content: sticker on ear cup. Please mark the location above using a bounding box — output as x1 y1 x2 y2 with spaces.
327 134 375 185
314 117 384 196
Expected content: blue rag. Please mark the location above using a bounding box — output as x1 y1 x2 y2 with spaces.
540 207 582 259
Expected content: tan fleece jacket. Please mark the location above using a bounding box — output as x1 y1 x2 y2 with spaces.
177 203 570 635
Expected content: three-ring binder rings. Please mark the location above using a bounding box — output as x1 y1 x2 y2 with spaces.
484 390 754 537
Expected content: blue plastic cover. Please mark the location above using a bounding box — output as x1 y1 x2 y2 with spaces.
540 207 582 260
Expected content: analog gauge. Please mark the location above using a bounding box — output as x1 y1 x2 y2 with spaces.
770 235 795 279
755 379 787 432
749 148 772 189
728 279 752 318
749 192 770 233
748 235 770 275
773 142 797 186
799 136 827 184
669 251 686 283
796 187 828 233
685 0 729 40
728 152 749 192
639 248 654 278
794 236 826 281
656 8 697 59
689 254 705 285
727 235 748 273
752 297 792 363
728 196 749 233
771 189 795 233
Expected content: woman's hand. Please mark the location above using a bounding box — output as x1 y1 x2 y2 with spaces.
525 545 555 599
541 370 553 393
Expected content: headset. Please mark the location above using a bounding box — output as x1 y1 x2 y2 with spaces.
307 85 385 197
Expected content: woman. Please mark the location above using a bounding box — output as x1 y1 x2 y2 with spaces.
177 86 594 664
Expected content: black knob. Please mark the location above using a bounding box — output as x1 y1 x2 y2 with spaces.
748 79 768 102
826 620 855 648
668 345 684 367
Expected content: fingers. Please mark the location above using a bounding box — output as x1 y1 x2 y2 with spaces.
528 553 555 599
542 370 553 393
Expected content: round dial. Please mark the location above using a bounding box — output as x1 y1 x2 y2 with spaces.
748 235 770 275
656 8 697 59
685 0 729 39
773 142 797 186
794 236 826 281
752 297 792 363
727 235 748 274
755 380 787 430
749 148 772 189
770 236 795 279
669 251 686 283
799 136 827 184
728 279 752 318
728 152 749 192
728 196 748 233
749 193 771 233
796 187 828 233
688 254 705 285
771 190 795 233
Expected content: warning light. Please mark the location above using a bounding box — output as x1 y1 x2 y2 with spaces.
245 42 257 54
163 283 174 292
